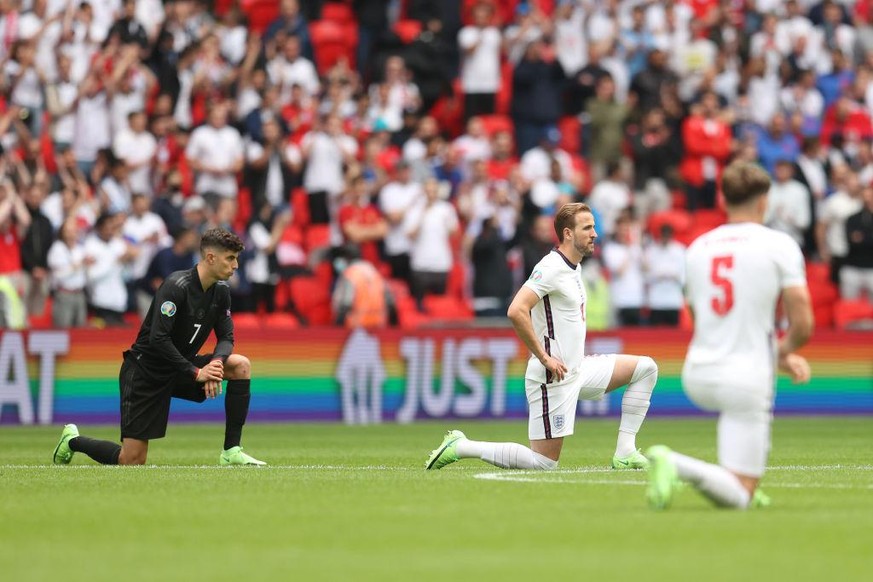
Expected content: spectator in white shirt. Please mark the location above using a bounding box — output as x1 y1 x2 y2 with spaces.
84 212 137 326
113 110 156 195
4 38 45 135
765 159 812 246
72 72 112 176
587 161 632 238
185 102 245 203
643 224 685 327
47 217 92 327
268 33 320 103
123 192 170 316
45 53 79 151
458 1 502 121
603 213 645 326
300 113 358 224
816 168 863 282
405 178 459 309
378 160 423 282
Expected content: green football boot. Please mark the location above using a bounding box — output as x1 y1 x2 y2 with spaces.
425 430 465 470
751 488 772 509
220 446 267 466
612 448 650 470
52 424 79 465
646 445 678 510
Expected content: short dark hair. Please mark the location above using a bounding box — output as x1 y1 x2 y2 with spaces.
554 202 592 242
200 228 244 255
721 161 771 206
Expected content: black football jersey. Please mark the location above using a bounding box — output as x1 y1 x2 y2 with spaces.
129 267 234 380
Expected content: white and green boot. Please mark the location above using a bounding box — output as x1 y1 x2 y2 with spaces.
220 446 267 466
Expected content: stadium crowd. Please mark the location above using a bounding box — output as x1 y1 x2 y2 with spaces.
0 0 872 330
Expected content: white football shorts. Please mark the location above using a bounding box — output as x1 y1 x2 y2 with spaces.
682 362 775 477
526 354 616 440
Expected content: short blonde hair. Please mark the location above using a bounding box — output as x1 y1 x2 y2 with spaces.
554 203 592 242
721 161 771 206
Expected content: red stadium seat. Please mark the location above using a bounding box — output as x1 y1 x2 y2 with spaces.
310 20 358 74
241 0 279 34
289 276 333 325
495 60 514 115
304 224 332 252
263 312 301 329
291 187 310 227
691 209 726 230
648 209 693 240
833 299 873 329
393 19 422 44
557 116 581 155
321 2 354 23
423 295 474 321
233 313 262 329
806 261 831 283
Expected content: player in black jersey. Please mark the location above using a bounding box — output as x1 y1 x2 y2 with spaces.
52 228 266 466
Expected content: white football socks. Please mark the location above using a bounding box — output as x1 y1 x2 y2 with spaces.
615 356 657 457
455 439 558 470
670 452 751 509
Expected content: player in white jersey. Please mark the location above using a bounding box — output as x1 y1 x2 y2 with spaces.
646 162 814 510
425 203 659 471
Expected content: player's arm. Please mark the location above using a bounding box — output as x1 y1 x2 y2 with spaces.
148 283 218 382
212 289 235 364
507 286 568 382
778 284 814 383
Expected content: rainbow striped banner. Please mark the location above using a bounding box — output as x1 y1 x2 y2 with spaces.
0 328 870 426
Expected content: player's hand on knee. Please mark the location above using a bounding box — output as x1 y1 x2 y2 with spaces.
541 355 568 383
203 379 221 399
779 353 811 384
196 360 224 383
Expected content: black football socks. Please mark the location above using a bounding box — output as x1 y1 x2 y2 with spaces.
224 379 251 450
69 436 121 465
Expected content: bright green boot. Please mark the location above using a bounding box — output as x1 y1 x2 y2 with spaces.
612 448 650 470
425 430 465 470
220 446 267 466
646 445 678 510
52 424 79 465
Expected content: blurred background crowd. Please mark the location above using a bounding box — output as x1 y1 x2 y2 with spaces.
1 0 872 331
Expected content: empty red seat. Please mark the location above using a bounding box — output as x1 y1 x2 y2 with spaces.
557 116 580 154
393 19 422 44
304 224 332 252
691 208 726 230
423 295 474 321
648 209 693 239
806 261 831 283
232 313 262 329
241 0 279 34
321 2 354 23
309 20 358 74
833 299 873 329
263 312 301 329
289 276 333 325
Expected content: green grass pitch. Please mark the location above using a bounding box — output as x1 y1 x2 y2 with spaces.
1 417 871 582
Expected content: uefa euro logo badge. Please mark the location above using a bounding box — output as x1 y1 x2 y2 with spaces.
160 301 177 317
553 414 565 431
530 270 543 282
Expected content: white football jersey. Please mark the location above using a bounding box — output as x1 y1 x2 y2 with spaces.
523 250 588 384
684 223 807 375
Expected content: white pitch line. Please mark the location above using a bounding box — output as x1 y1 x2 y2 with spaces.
0 464 413 471
472 471 873 490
